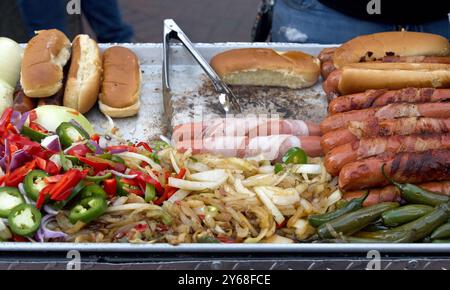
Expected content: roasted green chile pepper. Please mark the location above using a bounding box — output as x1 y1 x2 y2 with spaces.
21 126 48 142
23 170 49 201
317 202 399 239
282 147 308 165
69 196 107 224
382 165 448 206
382 204 434 227
431 222 450 240
309 191 368 228
0 187 25 218
8 204 42 236
56 122 90 148
80 184 107 200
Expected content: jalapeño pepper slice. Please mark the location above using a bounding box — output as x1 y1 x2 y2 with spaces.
80 184 107 200
23 170 49 201
56 122 90 148
69 196 107 224
21 126 49 142
8 204 42 237
282 147 308 165
0 187 25 218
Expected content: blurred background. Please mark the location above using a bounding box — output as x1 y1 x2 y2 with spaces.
0 0 260 43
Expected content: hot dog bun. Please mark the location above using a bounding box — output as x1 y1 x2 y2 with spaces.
333 31 450 69
210 48 320 89
99 46 141 118
338 63 450 95
63 35 102 114
20 29 71 98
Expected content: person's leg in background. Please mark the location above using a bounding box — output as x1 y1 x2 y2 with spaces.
81 0 134 43
16 0 67 38
271 0 393 43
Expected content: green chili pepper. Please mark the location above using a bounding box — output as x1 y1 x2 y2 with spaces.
21 126 48 142
362 220 390 232
282 147 308 165
111 155 125 165
431 222 450 240
382 164 448 206
97 153 113 160
360 202 450 243
23 170 49 201
65 155 82 166
382 204 434 227
432 239 450 243
309 191 368 228
274 163 284 174
317 202 399 239
151 140 169 151
69 196 107 224
115 176 129 196
0 187 25 218
85 173 113 182
80 184 107 200
59 152 72 171
56 122 90 148
144 183 156 202
335 200 349 209
8 204 42 237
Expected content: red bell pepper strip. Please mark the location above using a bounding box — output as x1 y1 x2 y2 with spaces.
154 168 186 204
49 169 88 201
134 142 153 153
36 185 52 209
90 134 100 143
103 178 117 198
78 156 111 172
66 144 90 157
129 170 163 193
5 160 36 187
0 108 13 134
106 145 137 153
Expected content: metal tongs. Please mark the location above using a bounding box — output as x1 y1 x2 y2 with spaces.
162 19 241 117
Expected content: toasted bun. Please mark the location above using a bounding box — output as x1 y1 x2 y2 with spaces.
99 46 141 118
210 48 320 89
334 31 450 69
338 63 450 95
20 29 71 98
63 35 102 114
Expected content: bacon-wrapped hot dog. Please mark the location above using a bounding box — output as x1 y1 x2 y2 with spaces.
321 117 450 153
325 134 450 176
339 149 450 191
321 102 450 133
328 88 450 115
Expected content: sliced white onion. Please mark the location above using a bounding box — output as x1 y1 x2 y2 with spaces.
167 189 190 203
106 203 152 213
268 187 300 206
294 164 322 175
254 187 285 225
242 174 277 187
264 234 294 244
258 165 274 174
189 169 227 182
117 152 162 171
169 150 181 174
234 179 255 197
169 176 227 191
110 170 138 179
186 160 210 172
326 189 342 208
159 135 174 147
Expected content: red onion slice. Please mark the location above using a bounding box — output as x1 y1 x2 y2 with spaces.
10 149 32 171
87 140 103 155
41 135 62 152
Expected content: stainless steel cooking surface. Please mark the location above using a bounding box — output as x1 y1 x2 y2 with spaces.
3 42 448 254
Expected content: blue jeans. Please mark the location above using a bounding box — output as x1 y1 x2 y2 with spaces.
16 0 134 42
272 0 449 43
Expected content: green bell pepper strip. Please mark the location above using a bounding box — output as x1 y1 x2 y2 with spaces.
309 191 368 228
21 126 48 142
111 155 125 165
274 163 284 174
56 122 90 148
145 183 156 202
80 184 107 200
85 173 113 182
8 204 42 237
23 170 49 201
282 147 308 165
0 187 25 218
69 196 107 224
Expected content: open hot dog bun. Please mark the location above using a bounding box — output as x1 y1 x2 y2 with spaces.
64 35 102 114
210 48 320 89
333 31 450 69
99 46 141 118
20 29 71 98
337 63 450 95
